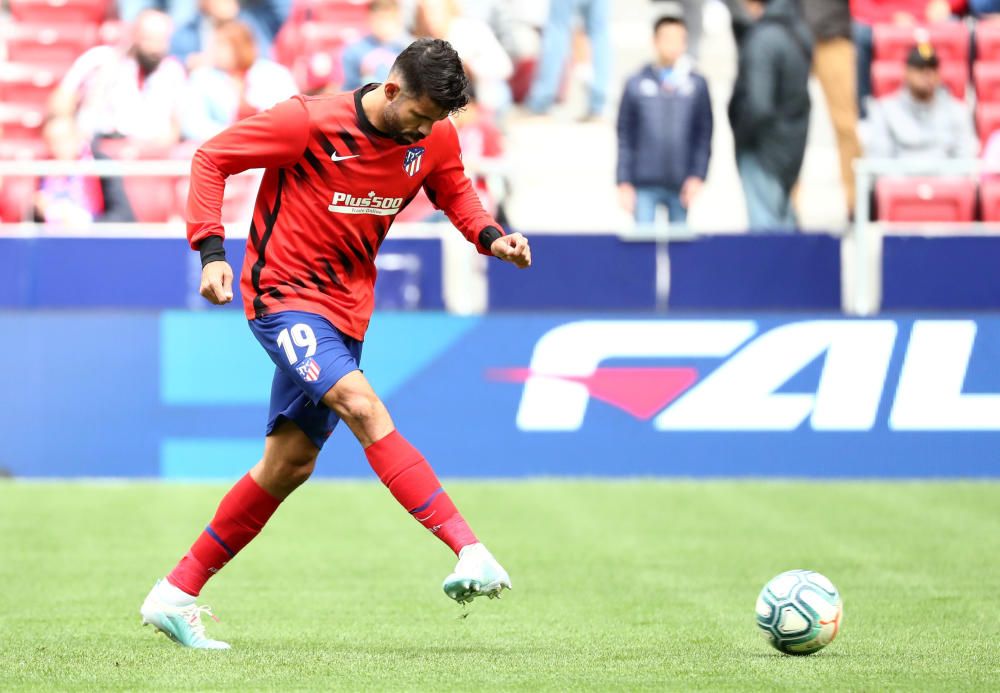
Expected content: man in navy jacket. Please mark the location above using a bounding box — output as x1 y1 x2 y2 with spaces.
616 15 713 225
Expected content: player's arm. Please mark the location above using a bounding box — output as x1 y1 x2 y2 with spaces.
187 96 310 304
423 121 531 269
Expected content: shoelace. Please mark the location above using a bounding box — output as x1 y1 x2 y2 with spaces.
178 604 220 642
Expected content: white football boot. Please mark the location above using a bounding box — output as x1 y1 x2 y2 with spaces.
140 579 231 649
442 543 512 604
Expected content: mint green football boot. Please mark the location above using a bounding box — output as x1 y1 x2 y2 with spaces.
442 543 512 605
140 580 230 649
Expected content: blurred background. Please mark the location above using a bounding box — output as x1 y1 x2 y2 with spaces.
1 0 999 479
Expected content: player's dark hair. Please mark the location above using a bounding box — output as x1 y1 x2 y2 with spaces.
654 15 685 33
390 38 471 114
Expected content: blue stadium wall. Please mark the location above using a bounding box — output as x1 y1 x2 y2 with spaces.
2 311 999 479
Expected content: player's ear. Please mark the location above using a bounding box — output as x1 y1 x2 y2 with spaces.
384 81 403 102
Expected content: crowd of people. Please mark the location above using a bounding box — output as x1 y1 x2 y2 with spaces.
6 0 1000 228
618 0 1000 229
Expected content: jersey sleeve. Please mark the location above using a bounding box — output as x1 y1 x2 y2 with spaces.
422 120 504 256
186 95 311 249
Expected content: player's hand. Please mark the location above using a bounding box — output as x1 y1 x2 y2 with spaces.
680 177 704 208
617 183 636 214
200 260 234 305
491 232 531 269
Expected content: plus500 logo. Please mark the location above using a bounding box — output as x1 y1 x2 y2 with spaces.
508 320 1000 432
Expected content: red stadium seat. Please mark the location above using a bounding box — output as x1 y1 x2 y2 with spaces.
976 102 1000 141
0 62 61 108
974 61 1000 104
298 21 361 56
871 60 966 99
980 177 1000 221
307 0 370 25
975 18 1000 64
94 138 174 160
8 0 109 23
0 103 45 139
123 176 177 222
1 21 99 68
873 22 969 66
0 176 38 222
0 138 47 160
876 177 976 222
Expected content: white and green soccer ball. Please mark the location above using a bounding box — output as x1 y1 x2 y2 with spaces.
755 569 843 655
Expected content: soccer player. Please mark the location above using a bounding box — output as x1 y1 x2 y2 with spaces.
140 38 530 649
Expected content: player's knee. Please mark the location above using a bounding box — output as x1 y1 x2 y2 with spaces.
284 457 315 486
333 391 382 427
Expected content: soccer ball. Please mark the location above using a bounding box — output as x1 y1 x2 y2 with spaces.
755 569 843 655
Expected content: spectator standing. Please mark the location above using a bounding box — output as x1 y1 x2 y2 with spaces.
49 9 186 146
866 44 977 159
616 15 712 225
851 1 966 117
728 0 813 230
342 0 411 91
801 0 863 216
32 116 135 224
181 20 298 141
525 0 611 119
651 0 705 58
416 0 513 116
170 0 240 70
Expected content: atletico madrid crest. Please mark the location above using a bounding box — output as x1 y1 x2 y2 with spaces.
296 357 321 382
403 146 425 176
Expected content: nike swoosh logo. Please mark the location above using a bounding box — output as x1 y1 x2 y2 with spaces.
330 152 360 162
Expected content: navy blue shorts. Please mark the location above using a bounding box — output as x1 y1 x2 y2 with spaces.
248 310 363 449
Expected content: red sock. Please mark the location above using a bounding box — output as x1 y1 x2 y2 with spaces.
167 473 282 596
364 430 477 555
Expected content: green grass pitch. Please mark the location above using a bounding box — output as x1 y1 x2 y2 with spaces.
1 480 998 691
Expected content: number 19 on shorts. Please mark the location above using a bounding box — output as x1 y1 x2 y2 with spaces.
276 323 317 365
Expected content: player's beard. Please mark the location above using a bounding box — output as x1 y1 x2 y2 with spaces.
382 106 424 146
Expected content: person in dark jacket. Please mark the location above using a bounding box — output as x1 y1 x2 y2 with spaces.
616 15 713 225
727 0 813 230
800 0 861 217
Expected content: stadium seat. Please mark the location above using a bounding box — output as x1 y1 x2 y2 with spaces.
975 18 1000 63
976 102 1000 141
123 177 177 223
974 61 1000 104
0 103 45 139
306 0 370 25
1 21 99 68
0 177 38 222
871 60 967 99
876 177 976 222
0 138 47 160
94 138 174 161
8 0 109 23
0 62 61 109
297 21 362 56
873 22 969 66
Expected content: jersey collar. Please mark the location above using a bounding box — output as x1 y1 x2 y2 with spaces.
354 83 393 140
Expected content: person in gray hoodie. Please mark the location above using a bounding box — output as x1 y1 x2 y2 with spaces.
727 0 813 230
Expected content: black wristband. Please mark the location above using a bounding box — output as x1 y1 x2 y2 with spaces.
478 225 503 253
198 235 227 267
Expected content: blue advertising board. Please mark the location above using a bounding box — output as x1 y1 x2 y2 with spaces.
1 312 998 479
